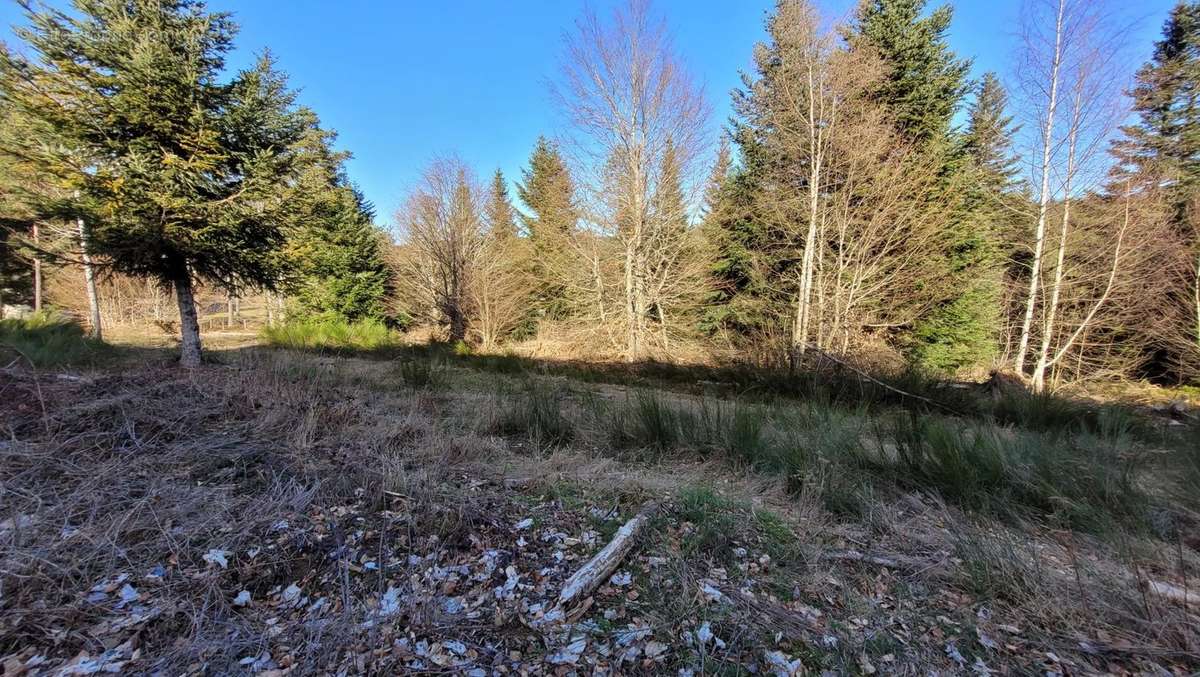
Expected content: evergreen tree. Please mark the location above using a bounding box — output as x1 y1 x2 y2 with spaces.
701 126 780 338
849 0 994 373
486 169 518 239
848 0 971 145
911 73 1020 373
1110 2 1200 380
282 118 391 323
0 1 306 367
516 137 578 319
701 136 732 220
517 137 578 243
1112 1 1199 222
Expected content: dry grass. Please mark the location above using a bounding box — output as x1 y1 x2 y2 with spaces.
1 348 1197 674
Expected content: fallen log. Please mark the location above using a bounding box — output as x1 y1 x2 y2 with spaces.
553 502 658 615
1146 579 1198 609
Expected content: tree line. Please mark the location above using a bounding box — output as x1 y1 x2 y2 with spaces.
1 0 1198 390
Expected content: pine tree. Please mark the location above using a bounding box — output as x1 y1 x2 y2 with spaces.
0 1 307 367
486 170 518 239
848 0 971 145
282 117 391 323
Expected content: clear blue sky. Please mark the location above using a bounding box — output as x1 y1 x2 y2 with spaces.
1 0 1179 223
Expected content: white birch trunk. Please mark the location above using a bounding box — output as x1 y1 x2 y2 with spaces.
1015 0 1066 376
77 215 102 341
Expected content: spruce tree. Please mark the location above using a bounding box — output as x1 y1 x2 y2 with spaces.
701 136 732 220
1112 1 1199 222
517 137 578 319
1110 1 1200 379
487 170 518 239
849 0 994 373
701 126 779 338
0 1 306 367
517 137 578 244
911 73 1020 373
282 118 390 323
848 0 971 145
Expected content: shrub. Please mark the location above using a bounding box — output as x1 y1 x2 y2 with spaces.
0 311 107 367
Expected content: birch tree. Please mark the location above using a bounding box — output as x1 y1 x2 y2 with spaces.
555 0 711 361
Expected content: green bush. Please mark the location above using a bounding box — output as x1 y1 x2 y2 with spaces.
261 318 401 353
0 311 106 367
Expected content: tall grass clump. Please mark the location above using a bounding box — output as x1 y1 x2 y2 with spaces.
493 381 575 449
261 317 401 353
395 358 444 389
607 390 688 452
0 312 106 367
877 414 1149 531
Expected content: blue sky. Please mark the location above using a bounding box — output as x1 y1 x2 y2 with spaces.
1 0 1179 223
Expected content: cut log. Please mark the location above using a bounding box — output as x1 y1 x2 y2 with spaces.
554 502 658 613
1146 579 1198 608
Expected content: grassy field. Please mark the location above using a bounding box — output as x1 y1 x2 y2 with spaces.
1 326 1197 674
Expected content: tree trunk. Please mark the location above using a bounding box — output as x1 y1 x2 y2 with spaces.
32 224 42 312
448 301 467 343
1194 251 1200 353
1014 0 1065 376
175 272 203 368
77 215 102 341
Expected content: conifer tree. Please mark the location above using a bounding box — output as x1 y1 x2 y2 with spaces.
517 137 577 246
1112 1 1199 222
517 137 578 319
487 170 518 240
848 0 971 145
849 0 996 373
282 118 391 323
1111 1 1200 378
0 1 306 367
701 137 732 220
911 73 1020 373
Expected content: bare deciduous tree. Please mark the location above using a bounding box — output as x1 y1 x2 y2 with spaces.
555 0 712 361
393 157 485 343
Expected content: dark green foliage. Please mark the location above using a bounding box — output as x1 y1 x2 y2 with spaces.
487 169 518 240
1112 1 1200 220
0 311 107 367
848 0 971 145
701 129 782 338
281 118 391 323
912 73 1020 374
0 223 32 311
517 137 577 321
1110 2 1200 382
